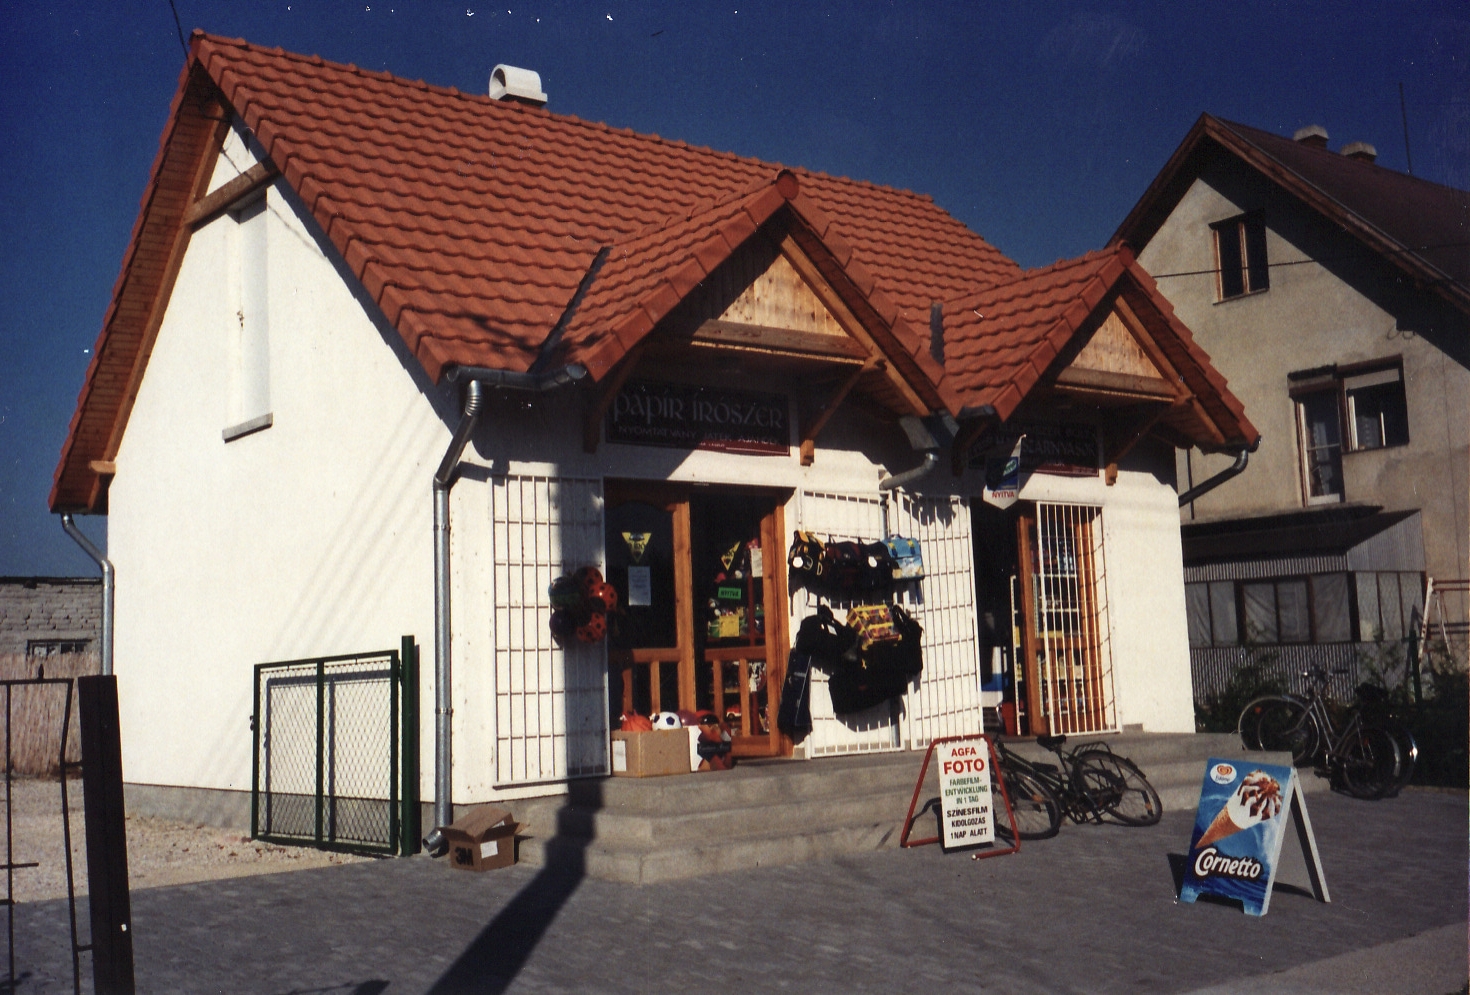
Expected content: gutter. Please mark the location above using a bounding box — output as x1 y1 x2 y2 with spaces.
1177 441 1258 508
879 415 942 492
60 514 114 676
423 362 587 856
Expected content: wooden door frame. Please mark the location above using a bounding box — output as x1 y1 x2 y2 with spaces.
604 480 793 757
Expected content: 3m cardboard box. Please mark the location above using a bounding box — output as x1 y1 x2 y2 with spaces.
611 729 693 777
442 804 520 872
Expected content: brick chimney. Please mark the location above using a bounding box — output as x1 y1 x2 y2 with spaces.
1293 124 1329 148
1341 141 1377 163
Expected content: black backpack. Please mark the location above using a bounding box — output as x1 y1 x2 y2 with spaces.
828 603 923 715
778 606 857 736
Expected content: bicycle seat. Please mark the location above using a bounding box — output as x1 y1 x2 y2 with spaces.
1036 734 1067 750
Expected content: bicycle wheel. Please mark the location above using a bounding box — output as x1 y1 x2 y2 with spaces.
994 765 1062 841
1073 753 1163 826
1241 696 1318 766
1386 723 1418 795
1337 726 1401 800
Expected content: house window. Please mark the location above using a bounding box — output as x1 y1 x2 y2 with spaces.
1354 571 1425 642
1343 366 1409 450
1185 572 1354 647
1296 388 1344 502
1292 362 1409 504
1212 213 1269 300
27 639 90 657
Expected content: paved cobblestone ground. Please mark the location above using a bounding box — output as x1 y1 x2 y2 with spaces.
7 787 1465 994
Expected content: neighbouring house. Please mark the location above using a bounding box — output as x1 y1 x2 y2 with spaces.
1112 114 1470 697
0 578 101 657
51 34 1254 840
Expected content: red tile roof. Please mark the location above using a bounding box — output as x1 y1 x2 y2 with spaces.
941 245 1257 448
52 33 1251 512
196 33 1021 381
1113 114 1470 315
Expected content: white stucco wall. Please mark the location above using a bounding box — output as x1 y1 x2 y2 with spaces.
1138 166 1470 585
1011 449 1195 733
110 125 453 797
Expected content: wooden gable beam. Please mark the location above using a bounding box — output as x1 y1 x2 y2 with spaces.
799 360 873 465
93 96 232 510
184 160 280 228
776 237 931 418
1102 402 1170 485
583 339 651 454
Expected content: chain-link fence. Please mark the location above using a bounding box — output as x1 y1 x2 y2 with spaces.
252 650 401 856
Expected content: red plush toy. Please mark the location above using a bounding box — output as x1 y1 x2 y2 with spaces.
620 712 653 732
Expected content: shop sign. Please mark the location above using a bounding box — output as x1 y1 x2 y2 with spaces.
982 436 1024 509
1179 758 1328 916
606 380 790 455
969 421 1099 478
937 740 994 848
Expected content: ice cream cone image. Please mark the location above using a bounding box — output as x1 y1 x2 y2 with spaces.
1194 770 1284 849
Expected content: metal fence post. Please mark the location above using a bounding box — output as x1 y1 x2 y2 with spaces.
401 635 421 855
315 660 325 846
78 675 135 995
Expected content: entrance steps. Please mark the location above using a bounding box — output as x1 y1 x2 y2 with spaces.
508 732 1315 884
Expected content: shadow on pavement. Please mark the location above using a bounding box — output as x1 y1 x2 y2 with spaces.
427 782 601 995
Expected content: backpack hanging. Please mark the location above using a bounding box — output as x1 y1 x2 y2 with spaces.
787 531 826 584
829 602 923 715
883 536 925 581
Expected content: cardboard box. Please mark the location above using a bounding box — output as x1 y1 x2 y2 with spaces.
610 729 693 777
442 804 520 872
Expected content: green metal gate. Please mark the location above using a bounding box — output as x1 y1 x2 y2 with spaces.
251 637 420 856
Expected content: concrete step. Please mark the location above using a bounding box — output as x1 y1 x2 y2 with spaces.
501 733 1328 884
521 818 904 885
539 784 921 850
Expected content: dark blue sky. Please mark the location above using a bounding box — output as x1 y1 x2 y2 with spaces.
2 1 1466 575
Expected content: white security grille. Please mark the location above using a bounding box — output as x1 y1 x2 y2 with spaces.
1030 503 1116 734
796 490 901 756
889 493 985 746
491 475 608 784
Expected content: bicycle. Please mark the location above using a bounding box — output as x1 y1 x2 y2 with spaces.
1237 666 1405 799
992 735 1163 841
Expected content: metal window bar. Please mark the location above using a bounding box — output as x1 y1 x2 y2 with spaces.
796 490 901 756
1033 503 1116 735
252 650 400 856
888 492 986 746
491 474 608 785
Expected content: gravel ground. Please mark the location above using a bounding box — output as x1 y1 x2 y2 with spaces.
4 776 367 903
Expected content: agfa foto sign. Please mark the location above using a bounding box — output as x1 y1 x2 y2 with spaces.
937 741 994 848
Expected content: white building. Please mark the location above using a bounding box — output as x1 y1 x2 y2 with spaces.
52 35 1256 844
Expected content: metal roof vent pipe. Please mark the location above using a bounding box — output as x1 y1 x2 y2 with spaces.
1293 124 1329 148
489 65 548 106
1341 141 1378 163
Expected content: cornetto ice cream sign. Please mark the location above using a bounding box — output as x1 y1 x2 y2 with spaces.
606 380 790 455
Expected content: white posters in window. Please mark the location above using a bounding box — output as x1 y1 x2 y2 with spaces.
627 566 652 607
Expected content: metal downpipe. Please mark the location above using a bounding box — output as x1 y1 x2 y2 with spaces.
425 379 486 852
879 415 941 492
60 514 114 676
1177 444 1255 508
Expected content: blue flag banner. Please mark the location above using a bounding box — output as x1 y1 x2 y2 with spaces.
1179 758 1327 916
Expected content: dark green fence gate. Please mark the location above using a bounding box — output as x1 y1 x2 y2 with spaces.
252 637 420 856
